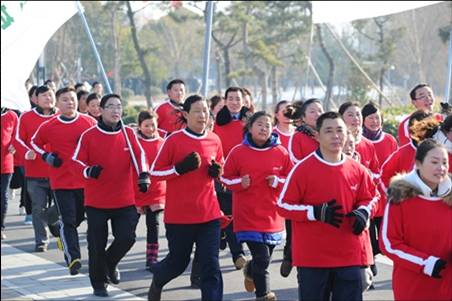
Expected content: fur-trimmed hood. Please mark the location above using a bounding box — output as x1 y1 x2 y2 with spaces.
388 170 452 206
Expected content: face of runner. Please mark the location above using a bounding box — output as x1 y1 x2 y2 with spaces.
416 146 448 190
275 102 291 126
317 117 347 156
87 98 101 118
342 105 362 134
168 83 186 104
57 91 78 117
249 115 272 147
303 102 324 128
412 86 434 112
184 100 209 134
225 90 243 114
363 111 382 132
101 97 122 126
36 89 56 111
139 117 157 138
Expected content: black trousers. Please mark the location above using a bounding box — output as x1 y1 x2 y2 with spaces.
85 205 139 289
246 241 275 298
53 189 85 265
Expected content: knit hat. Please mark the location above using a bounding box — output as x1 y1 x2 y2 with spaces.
361 102 378 120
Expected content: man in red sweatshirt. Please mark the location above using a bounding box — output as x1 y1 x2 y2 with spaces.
31 86 97 275
72 94 150 297
277 112 378 300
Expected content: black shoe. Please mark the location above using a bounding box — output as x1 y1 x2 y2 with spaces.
190 276 201 289
280 258 293 278
107 266 120 284
69 259 82 276
148 280 162 301
93 287 109 297
219 232 227 250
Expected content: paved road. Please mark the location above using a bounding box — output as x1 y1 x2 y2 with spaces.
2 191 395 300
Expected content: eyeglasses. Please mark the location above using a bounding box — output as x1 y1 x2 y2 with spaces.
415 93 433 101
104 104 123 111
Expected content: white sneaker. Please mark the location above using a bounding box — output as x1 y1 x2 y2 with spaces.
19 206 26 216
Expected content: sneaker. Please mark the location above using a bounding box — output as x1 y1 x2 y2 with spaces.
280 258 293 278
69 259 82 275
148 280 162 301
234 254 247 270
93 287 109 297
1 230 6 240
243 260 255 292
24 215 32 225
35 244 48 252
256 292 277 301
107 266 120 284
19 206 26 216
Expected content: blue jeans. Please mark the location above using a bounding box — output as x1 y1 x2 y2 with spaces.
1 173 12 229
151 219 223 301
297 266 363 301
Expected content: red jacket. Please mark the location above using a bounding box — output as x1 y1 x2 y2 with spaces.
1 110 18 174
380 172 452 300
154 101 184 134
381 141 417 189
15 108 56 178
277 152 378 267
150 129 224 224
355 136 380 179
134 135 166 208
72 124 148 209
213 120 245 157
31 114 97 189
288 131 318 163
272 127 293 151
221 142 293 233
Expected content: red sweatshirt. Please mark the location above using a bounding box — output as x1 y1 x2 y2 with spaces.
380 175 452 300
381 141 416 189
277 152 378 267
150 129 223 224
31 114 97 189
1 110 18 174
288 131 319 163
355 136 380 180
154 101 184 134
134 135 166 208
221 143 293 233
272 127 293 151
213 120 245 157
72 125 148 209
369 132 398 216
15 108 56 178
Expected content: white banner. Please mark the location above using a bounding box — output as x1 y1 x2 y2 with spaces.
1 1 78 111
312 1 443 24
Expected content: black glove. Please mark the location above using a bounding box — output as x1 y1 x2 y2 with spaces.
138 172 151 193
313 200 344 228
346 208 369 235
431 259 447 278
42 152 62 168
175 152 201 175
208 160 223 178
85 165 103 179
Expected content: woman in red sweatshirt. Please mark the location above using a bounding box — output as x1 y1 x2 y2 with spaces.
134 111 166 269
380 138 451 300
222 111 293 300
148 94 224 301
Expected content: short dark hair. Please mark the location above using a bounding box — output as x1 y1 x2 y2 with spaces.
415 138 445 163
338 101 361 116
44 79 54 86
316 111 342 131
209 95 224 111
77 90 89 101
441 114 452 133
55 86 76 99
137 110 158 126
35 85 51 97
244 111 273 135
100 93 121 108
74 83 84 90
28 85 38 99
410 83 430 101
86 93 101 105
166 79 185 91
92 81 100 88
224 87 243 100
300 98 322 119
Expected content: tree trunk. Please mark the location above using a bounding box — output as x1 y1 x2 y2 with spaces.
223 48 231 88
111 7 121 95
215 48 222 94
316 24 335 110
126 1 152 108
271 65 277 107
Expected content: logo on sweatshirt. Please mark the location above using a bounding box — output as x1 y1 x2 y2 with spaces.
124 147 129 151
350 184 358 191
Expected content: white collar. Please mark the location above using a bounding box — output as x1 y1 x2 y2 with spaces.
433 130 452 154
